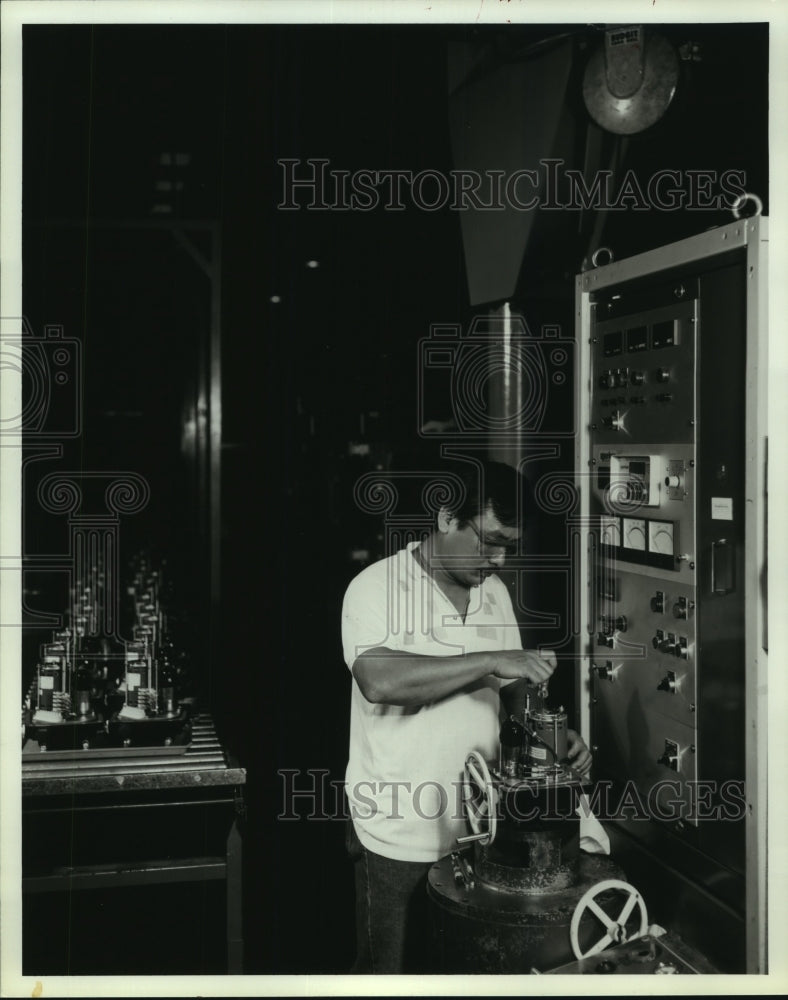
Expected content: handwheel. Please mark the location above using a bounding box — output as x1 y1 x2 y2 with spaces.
569 879 648 959
462 750 498 846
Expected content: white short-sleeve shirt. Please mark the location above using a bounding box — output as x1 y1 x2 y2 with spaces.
341 541 523 862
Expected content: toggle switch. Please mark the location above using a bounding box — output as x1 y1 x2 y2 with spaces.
672 596 694 619
652 629 677 654
657 738 680 771
650 591 665 614
593 661 619 682
600 614 628 635
657 670 677 694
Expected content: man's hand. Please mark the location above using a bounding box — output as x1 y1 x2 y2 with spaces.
491 648 557 684
566 729 592 777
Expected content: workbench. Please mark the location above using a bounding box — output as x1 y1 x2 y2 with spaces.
22 714 246 975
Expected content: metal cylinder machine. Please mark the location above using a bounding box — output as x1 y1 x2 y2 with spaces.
427 685 647 974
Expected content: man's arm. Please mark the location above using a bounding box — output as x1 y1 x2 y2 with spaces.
352 646 557 707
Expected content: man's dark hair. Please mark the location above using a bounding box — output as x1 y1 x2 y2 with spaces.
442 459 533 528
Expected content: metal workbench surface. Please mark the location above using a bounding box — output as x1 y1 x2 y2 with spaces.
22 714 246 796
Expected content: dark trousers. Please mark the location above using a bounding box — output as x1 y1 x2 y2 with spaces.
345 820 436 974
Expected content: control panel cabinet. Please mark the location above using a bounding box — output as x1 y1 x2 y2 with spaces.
575 218 767 974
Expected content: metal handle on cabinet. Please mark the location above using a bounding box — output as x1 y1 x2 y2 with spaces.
711 538 734 595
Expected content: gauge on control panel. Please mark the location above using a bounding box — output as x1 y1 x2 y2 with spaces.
601 516 621 548
648 520 675 557
622 517 647 551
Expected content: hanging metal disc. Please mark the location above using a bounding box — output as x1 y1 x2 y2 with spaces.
583 27 680 135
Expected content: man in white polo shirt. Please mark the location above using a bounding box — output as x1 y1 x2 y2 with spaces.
341 460 591 974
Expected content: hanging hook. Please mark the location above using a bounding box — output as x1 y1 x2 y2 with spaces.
731 192 763 219
591 246 615 268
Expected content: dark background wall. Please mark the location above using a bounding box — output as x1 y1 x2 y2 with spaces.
21 21 768 974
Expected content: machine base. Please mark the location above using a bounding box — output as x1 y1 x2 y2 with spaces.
543 930 719 975
427 851 625 974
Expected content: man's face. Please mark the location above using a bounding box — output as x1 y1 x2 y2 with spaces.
439 506 521 588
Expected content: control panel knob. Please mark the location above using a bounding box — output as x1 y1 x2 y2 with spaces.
593 661 617 682
673 638 689 660
597 632 615 648
650 591 665 614
657 740 679 771
600 614 627 635
615 370 629 388
599 372 616 390
665 475 682 488
659 633 677 654
656 367 671 383
672 597 694 619
630 370 645 386
657 671 677 694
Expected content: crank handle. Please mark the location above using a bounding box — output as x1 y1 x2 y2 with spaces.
456 831 490 845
